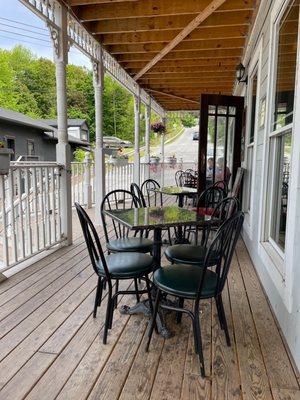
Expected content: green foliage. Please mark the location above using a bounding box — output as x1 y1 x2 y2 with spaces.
0 45 186 149
0 45 138 145
181 112 197 128
73 148 86 162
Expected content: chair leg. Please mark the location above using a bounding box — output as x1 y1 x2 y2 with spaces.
109 296 115 329
215 296 224 330
145 289 161 352
194 304 205 377
176 298 184 324
103 288 113 344
145 276 154 315
114 279 119 309
134 278 140 303
167 228 172 245
218 294 231 346
93 277 103 318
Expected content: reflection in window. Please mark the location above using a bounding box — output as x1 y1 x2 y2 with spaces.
270 130 292 250
267 0 299 252
273 0 299 130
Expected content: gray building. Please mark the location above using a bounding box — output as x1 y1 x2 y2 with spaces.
0 108 90 161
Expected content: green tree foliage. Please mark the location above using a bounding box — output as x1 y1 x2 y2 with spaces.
181 112 197 128
0 45 185 147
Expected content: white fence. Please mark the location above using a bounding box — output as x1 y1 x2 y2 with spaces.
0 160 198 271
0 162 63 271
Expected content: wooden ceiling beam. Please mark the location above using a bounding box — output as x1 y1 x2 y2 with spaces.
99 25 249 45
139 73 236 82
145 89 199 105
107 38 245 55
119 48 242 63
76 0 254 21
84 10 251 34
133 0 245 80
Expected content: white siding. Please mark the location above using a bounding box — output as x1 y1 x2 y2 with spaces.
237 0 300 370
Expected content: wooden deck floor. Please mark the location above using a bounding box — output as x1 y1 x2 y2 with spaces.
0 207 299 400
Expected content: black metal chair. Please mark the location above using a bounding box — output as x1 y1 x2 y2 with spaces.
141 179 162 206
130 182 147 207
101 189 153 254
140 179 173 244
175 170 184 186
165 197 239 266
75 203 154 344
212 180 229 197
146 211 244 377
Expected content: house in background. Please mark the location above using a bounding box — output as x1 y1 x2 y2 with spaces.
0 108 90 161
41 118 90 143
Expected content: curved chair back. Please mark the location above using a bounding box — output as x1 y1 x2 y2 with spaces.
197 211 244 301
175 170 184 186
196 186 224 211
212 180 229 197
130 183 146 207
101 189 140 243
212 196 239 221
75 203 112 287
141 179 162 206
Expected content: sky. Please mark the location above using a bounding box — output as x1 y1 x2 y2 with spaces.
0 0 91 68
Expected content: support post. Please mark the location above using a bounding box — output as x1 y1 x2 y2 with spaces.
51 3 72 245
144 101 151 180
133 91 140 185
160 116 166 187
93 55 105 225
84 152 92 208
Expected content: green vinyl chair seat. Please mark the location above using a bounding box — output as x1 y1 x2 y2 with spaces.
107 237 153 253
153 264 218 299
97 252 154 279
165 244 220 266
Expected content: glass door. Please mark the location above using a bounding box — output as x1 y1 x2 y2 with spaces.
198 94 244 193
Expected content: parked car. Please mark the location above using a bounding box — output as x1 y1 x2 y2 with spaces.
192 131 199 140
103 136 132 148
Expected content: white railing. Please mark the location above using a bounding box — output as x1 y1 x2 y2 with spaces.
70 160 198 208
0 162 64 271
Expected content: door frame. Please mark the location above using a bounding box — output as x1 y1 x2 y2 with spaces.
197 94 244 193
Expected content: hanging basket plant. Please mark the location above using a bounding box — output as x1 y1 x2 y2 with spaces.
151 121 166 134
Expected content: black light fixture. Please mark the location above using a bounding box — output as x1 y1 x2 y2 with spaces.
236 63 248 84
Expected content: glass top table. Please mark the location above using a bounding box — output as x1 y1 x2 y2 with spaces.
104 205 214 267
153 186 198 207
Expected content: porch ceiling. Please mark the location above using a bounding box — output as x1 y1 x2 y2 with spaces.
66 0 258 110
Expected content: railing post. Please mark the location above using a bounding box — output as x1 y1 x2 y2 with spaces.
93 54 105 225
51 2 72 245
160 116 166 187
144 101 151 180
84 152 92 208
133 90 140 185
0 174 8 275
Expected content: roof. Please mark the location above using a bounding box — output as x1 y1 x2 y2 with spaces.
41 119 88 128
0 108 89 146
67 0 258 111
0 108 55 132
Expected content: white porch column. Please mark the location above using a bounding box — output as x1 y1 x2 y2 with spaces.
51 3 72 244
84 152 92 209
144 101 151 180
133 91 141 184
160 116 166 187
93 56 105 225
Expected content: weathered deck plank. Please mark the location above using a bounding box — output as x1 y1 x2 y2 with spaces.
0 208 298 400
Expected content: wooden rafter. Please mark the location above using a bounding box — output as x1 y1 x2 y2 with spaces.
133 0 230 80
146 89 199 105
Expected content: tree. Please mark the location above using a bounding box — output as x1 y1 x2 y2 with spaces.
181 112 197 128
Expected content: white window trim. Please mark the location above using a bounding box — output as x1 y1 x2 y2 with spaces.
258 0 300 312
243 40 262 238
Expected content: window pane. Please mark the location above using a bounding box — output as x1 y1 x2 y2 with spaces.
217 106 227 115
273 0 299 130
270 129 292 250
208 105 216 114
206 115 215 186
215 116 227 182
249 72 258 143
